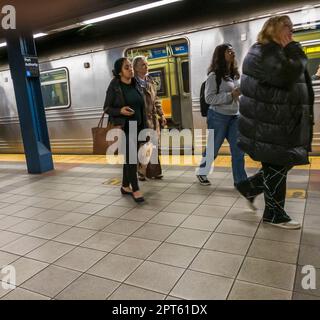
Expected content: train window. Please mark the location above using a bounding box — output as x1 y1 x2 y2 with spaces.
149 68 167 97
181 61 190 93
308 59 320 83
40 68 70 109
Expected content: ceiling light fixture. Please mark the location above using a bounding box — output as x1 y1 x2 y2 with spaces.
0 33 47 48
33 33 48 38
82 0 182 25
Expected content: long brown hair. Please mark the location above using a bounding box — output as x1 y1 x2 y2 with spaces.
257 15 293 44
207 43 240 87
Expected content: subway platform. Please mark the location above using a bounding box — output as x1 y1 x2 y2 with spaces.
0 155 319 300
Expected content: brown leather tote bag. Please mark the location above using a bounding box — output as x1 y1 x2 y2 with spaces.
92 113 122 155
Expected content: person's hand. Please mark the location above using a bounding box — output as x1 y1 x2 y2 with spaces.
160 116 167 126
279 32 293 48
231 87 241 100
120 106 135 116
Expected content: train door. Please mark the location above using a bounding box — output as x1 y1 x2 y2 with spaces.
294 28 320 153
176 55 193 129
126 39 193 131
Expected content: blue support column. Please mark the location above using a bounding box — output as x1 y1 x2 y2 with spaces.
5 32 54 173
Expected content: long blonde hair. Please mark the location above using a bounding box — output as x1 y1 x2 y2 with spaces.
257 15 292 44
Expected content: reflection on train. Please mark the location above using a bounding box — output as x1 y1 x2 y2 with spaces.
0 4 319 154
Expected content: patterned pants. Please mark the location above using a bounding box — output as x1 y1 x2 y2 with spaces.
260 163 292 223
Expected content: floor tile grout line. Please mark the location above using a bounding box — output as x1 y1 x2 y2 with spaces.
0 210 306 255
0 281 53 300
7 195 125 298
225 191 305 299
226 278 294 296
292 168 310 300
165 191 235 299
2 233 302 278
103 169 210 299
20 263 87 300
226 217 265 300
50 220 197 300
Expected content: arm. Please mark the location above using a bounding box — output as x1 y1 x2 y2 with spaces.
155 96 164 117
149 77 164 117
103 85 121 117
205 73 233 105
261 42 308 88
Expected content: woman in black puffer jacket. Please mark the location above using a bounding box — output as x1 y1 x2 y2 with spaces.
238 15 314 229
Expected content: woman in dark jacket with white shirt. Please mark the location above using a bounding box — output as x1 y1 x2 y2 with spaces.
196 44 250 188
238 15 314 229
104 57 147 202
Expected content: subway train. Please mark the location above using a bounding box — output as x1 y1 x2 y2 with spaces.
0 3 319 154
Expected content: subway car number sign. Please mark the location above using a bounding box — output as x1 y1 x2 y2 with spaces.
24 56 39 77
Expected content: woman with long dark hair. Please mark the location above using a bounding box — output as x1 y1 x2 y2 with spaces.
196 44 248 188
104 57 146 202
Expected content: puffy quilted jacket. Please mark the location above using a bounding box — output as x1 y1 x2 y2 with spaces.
238 41 314 166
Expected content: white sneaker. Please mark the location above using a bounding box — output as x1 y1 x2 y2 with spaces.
264 220 301 230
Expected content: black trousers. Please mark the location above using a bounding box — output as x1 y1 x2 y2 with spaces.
122 123 140 192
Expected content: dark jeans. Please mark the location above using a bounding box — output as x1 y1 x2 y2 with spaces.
122 123 140 192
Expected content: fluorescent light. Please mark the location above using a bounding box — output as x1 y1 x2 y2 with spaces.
83 0 182 25
33 33 48 38
256 14 272 19
274 10 289 15
0 35 46 48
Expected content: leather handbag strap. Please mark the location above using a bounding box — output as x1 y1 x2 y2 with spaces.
97 112 105 128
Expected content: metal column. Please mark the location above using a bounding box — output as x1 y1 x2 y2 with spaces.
5 31 54 173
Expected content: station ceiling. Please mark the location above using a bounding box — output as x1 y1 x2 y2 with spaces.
0 0 319 40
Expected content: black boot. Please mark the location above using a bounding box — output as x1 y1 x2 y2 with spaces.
235 171 264 210
235 179 257 210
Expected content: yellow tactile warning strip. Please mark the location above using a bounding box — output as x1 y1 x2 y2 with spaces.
286 189 306 199
0 154 319 169
104 178 122 186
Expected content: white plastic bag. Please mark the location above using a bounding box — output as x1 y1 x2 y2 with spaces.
138 141 153 165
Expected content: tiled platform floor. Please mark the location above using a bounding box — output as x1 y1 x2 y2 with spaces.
0 160 319 300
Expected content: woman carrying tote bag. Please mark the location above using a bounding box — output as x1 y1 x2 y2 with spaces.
103 57 147 203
